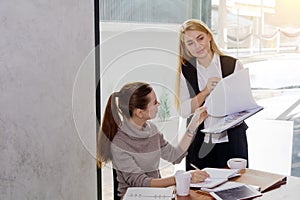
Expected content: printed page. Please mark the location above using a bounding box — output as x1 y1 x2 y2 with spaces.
204 68 259 117
123 186 174 200
202 107 263 133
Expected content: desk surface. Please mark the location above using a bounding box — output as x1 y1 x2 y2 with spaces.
177 169 300 200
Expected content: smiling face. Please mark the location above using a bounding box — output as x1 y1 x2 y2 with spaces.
183 30 212 59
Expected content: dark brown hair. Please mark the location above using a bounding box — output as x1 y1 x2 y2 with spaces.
97 82 153 168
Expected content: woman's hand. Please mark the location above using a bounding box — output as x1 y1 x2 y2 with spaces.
187 107 208 133
189 169 210 183
205 77 221 94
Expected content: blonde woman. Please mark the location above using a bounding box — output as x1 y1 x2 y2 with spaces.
175 19 249 170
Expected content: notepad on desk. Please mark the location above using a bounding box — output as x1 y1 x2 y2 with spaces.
123 186 174 200
190 168 241 189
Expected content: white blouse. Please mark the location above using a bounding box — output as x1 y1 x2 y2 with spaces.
179 54 244 143
180 53 243 118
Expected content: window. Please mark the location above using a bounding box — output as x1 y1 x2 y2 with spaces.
100 0 202 24
98 1 300 199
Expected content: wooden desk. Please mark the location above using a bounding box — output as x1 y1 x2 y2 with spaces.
177 169 300 200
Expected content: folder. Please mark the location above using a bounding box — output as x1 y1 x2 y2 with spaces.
201 106 263 133
231 169 287 193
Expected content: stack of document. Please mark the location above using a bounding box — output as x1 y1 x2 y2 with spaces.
190 168 241 189
202 69 263 133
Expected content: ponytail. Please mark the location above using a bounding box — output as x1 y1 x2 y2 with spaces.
97 92 121 168
97 82 152 168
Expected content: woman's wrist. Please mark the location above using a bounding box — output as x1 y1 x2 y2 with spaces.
201 87 210 98
194 91 207 109
186 127 197 136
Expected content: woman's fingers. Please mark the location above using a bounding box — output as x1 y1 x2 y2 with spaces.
195 107 208 121
190 170 210 183
207 77 221 92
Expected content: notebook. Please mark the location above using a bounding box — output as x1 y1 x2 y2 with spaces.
123 186 174 200
190 168 240 189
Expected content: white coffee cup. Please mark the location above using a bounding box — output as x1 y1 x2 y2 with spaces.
175 170 191 196
227 158 247 169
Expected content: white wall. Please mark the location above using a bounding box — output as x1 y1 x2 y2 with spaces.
0 1 96 199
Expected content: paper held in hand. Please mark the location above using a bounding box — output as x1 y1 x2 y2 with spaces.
202 68 263 133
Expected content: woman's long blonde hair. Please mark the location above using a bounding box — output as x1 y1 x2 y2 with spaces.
175 19 224 111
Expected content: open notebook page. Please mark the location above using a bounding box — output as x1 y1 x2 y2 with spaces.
190 168 240 189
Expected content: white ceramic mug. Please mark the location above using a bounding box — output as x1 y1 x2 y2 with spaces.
175 170 191 196
227 158 247 169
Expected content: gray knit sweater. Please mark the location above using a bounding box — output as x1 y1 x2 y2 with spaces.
111 120 186 198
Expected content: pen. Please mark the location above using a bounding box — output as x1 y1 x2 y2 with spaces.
190 163 211 181
190 163 200 170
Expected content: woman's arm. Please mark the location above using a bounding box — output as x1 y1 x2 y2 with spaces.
178 107 208 152
190 91 207 113
150 170 209 187
191 77 221 113
150 176 176 187
180 71 220 114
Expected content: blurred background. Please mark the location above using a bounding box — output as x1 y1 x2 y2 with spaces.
99 0 300 199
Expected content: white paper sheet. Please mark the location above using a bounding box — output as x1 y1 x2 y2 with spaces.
202 68 263 134
204 68 259 117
